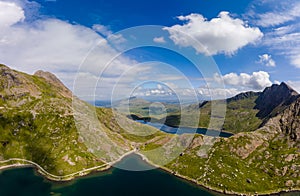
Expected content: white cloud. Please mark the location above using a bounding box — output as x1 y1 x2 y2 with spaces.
157 84 163 90
164 11 263 55
286 80 300 93
198 87 240 99
197 71 273 99
153 36 166 44
273 25 295 36
255 2 300 27
92 24 112 36
0 18 123 74
0 1 25 28
214 71 272 90
0 1 148 100
262 25 300 68
247 0 300 68
258 54 276 67
92 24 125 44
131 86 173 97
274 80 281 85
291 55 300 68
256 13 294 28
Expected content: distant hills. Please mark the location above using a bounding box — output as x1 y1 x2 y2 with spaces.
0 64 299 194
135 82 299 134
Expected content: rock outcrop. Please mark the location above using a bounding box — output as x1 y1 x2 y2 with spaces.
34 70 72 98
277 97 300 141
227 91 261 103
255 82 299 119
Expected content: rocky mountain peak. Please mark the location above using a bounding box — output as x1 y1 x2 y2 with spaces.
255 82 299 119
34 70 72 98
0 64 22 88
227 91 261 103
278 96 300 141
34 70 63 87
279 82 298 95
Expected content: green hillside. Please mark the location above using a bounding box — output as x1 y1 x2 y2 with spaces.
0 64 166 179
0 64 299 195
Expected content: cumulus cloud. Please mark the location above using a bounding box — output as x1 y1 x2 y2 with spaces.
214 71 272 90
153 36 166 44
198 87 240 99
258 54 276 67
197 71 273 99
0 18 134 75
132 85 174 97
0 1 145 100
163 11 263 55
0 1 25 27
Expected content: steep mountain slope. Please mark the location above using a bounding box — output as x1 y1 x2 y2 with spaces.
1 64 299 195
0 64 98 177
0 64 166 179
271 96 300 142
255 82 299 119
158 83 299 134
162 91 300 195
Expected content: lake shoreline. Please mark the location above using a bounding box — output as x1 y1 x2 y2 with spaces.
135 120 234 137
0 154 299 196
134 152 300 196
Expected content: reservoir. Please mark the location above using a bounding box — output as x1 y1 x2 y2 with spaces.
0 154 298 196
0 154 217 196
135 120 233 138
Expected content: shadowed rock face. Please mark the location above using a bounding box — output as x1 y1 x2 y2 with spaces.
199 91 261 108
278 97 300 141
227 91 261 103
254 82 299 119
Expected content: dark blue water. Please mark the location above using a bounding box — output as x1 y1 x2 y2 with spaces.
0 154 298 196
0 154 218 196
136 120 233 138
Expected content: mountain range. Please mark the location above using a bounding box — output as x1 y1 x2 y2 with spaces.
0 64 299 195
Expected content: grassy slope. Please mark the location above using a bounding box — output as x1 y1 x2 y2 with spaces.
158 129 300 194
154 97 262 134
138 96 300 194
1 65 299 194
0 71 101 175
117 98 181 122
0 66 168 177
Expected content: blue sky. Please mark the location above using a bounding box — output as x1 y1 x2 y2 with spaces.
0 0 300 101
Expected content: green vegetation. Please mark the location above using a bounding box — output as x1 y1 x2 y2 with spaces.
116 97 180 123
162 131 300 195
0 65 168 177
1 64 299 195
126 95 262 134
